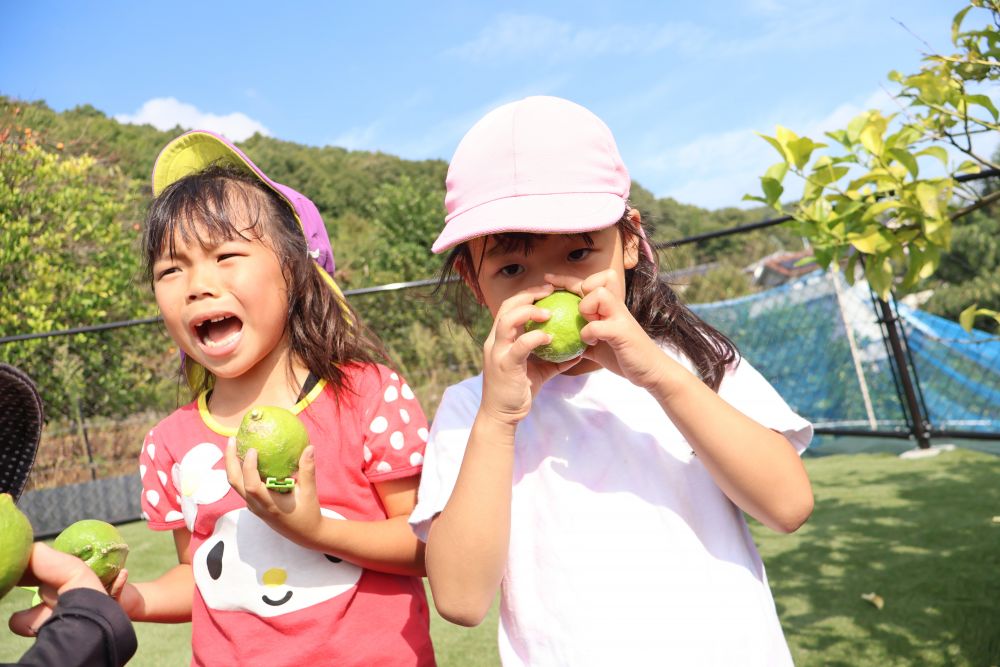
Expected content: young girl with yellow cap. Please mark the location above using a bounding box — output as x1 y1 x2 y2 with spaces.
73 132 432 666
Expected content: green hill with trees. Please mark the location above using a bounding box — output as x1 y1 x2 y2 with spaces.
1 93 995 438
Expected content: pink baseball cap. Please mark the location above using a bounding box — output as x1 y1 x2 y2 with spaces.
434 96 650 256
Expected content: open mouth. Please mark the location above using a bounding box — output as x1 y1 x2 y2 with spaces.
194 315 244 349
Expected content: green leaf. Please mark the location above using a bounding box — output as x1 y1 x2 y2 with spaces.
847 113 869 143
915 182 942 218
888 148 919 179
849 228 892 254
758 133 792 163
787 136 825 170
959 303 978 331
965 93 999 120
861 199 900 222
915 146 949 166
859 123 884 157
956 160 981 175
952 5 973 44
760 176 784 207
865 255 894 300
825 129 852 149
809 162 849 188
764 161 789 183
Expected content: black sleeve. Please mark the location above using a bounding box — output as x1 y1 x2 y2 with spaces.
14 588 138 667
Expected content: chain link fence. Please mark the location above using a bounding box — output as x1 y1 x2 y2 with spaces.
3 227 998 535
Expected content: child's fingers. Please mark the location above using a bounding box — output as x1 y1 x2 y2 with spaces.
223 437 248 497
108 568 128 599
542 273 585 296
293 446 317 501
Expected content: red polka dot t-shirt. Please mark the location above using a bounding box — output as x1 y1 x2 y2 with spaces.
139 363 434 667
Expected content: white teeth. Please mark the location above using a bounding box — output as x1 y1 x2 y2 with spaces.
201 330 241 348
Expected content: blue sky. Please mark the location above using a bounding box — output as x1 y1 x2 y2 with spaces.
1 1 982 209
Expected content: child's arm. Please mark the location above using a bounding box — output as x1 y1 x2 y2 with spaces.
225 443 426 577
425 286 577 626
566 270 814 534
119 528 194 623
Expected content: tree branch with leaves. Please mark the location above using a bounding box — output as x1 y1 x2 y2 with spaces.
746 0 1000 331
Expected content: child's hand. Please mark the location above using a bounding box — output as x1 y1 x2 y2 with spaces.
224 439 324 548
546 271 666 391
480 284 581 425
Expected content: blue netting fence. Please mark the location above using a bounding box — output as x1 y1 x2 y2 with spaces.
692 269 1000 441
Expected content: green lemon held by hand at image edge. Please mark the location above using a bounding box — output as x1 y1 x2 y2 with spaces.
0 493 33 600
236 406 310 491
525 290 588 363
53 519 129 589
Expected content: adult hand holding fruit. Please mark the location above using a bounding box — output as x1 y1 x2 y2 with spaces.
8 543 136 666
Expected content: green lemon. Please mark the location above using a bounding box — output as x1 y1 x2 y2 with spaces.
236 406 310 492
524 290 588 363
0 493 33 600
53 519 129 589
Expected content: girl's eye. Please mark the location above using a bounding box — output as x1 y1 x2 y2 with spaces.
218 253 242 262
498 264 524 277
568 248 592 262
155 266 178 280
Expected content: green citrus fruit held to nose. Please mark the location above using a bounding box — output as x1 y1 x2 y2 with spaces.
53 519 129 590
0 493 33 600
524 290 588 363
236 406 310 492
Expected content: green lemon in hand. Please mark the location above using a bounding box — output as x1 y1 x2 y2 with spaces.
53 519 129 590
524 290 588 363
0 493 33 600
236 406 310 492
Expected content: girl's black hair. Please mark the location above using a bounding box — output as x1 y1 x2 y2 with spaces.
141 163 391 397
437 207 739 391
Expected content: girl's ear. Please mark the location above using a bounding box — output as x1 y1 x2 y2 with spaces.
623 208 642 270
455 255 486 305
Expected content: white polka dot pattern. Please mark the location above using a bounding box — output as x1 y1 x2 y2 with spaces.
390 432 405 450
139 431 184 528
364 367 429 481
370 416 388 434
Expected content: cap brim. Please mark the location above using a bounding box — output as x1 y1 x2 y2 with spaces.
432 192 625 253
152 131 278 198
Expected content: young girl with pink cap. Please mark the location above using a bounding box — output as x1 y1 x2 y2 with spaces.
410 96 814 666
33 132 434 666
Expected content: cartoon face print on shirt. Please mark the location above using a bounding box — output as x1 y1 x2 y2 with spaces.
192 507 362 617
173 442 231 531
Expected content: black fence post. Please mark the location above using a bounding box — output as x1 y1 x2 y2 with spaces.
874 296 933 449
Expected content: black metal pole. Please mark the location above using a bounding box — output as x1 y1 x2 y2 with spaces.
875 297 933 449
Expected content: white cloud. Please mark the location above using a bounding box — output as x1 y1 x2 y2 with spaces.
644 83 1000 210
329 121 382 152
445 14 708 63
115 97 270 141
640 88 892 209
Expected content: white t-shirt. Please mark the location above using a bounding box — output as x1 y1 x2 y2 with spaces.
410 347 812 666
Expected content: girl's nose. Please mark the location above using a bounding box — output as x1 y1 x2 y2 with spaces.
186 266 219 301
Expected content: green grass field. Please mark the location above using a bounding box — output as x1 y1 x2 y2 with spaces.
2 448 998 666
